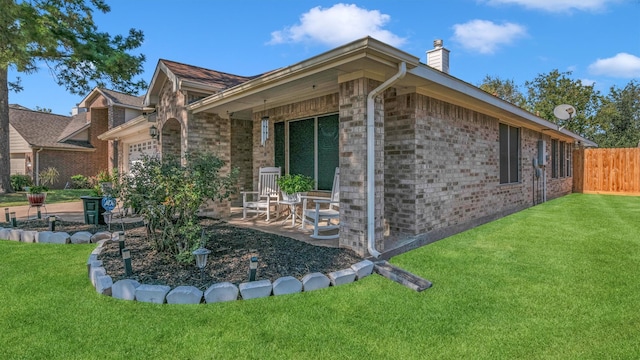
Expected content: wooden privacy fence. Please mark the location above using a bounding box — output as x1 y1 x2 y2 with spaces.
573 148 640 195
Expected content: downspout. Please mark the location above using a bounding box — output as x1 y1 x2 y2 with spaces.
35 147 43 185
366 62 407 258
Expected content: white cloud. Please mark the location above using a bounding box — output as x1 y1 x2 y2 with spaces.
452 20 527 54
268 3 406 47
588 53 640 78
481 0 621 12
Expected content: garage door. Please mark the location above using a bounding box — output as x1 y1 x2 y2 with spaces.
128 139 158 168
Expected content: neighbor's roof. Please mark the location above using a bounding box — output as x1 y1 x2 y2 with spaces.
9 105 94 150
99 88 145 108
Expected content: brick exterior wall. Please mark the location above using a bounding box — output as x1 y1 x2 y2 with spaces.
88 108 109 175
337 77 385 255
230 119 253 206
35 149 99 189
162 119 182 158
157 82 187 160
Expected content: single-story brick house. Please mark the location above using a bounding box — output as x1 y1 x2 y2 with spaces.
100 37 595 258
8 88 145 188
9 104 97 188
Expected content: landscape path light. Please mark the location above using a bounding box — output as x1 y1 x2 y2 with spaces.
192 247 211 280
48 215 57 231
10 212 16 227
5 208 10 223
249 256 258 281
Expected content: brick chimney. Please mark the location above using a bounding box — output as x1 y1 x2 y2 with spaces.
426 39 450 74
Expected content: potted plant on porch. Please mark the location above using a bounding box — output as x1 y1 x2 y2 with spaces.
27 185 48 206
277 173 315 202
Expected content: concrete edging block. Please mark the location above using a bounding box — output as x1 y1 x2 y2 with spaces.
95 275 113 296
166 286 203 304
351 260 375 280
327 268 356 286
301 272 330 292
135 284 171 304
239 280 272 300
204 282 239 303
272 276 302 296
112 279 141 301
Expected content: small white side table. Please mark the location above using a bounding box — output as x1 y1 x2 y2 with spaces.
278 199 301 227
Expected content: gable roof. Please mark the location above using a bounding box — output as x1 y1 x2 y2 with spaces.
9 106 94 151
77 87 145 109
144 59 265 106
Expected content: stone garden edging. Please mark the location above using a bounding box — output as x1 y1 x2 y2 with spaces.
0 226 375 304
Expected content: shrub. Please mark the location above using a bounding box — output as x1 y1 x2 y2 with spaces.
118 152 239 261
10 174 33 191
70 174 90 189
39 167 59 187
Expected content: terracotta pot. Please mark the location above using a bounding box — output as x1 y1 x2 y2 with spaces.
27 193 47 206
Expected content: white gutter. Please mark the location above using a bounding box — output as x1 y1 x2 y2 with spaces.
366 62 406 258
35 147 43 185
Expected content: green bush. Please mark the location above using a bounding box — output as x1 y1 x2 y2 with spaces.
277 173 315 194
10 174 33 191
70 174 90 189
118 152 238 261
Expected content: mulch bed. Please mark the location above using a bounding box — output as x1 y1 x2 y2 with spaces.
19 217 363 290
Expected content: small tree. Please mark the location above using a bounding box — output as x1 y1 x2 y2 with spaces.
118 152 239 262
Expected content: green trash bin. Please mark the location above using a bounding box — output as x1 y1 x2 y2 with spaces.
80 196 106 225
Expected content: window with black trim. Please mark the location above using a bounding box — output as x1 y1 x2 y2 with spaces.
566 143 572 177
559 141 566 177
274 114 339 190
551 139 558 178
499 123 520 184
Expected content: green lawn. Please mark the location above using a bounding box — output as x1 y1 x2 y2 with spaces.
1 193 639 359
0 189 93 207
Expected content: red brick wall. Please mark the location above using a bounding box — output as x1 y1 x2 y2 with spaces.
37 149 98 189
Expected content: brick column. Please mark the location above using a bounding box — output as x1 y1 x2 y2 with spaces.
338 76 384 256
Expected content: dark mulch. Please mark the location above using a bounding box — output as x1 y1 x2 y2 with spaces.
19 217 363 290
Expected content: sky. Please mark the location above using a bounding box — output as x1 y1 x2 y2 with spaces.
8 0 640 116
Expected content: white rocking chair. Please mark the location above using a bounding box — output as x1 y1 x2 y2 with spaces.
300 167 339 239
241 166 281 222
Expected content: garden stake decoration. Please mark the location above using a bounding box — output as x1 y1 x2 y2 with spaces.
249 256 258 281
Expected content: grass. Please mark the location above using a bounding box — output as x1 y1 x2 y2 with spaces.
1 193 639 359
0 189 93 206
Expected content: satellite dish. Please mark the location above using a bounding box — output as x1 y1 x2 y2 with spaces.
553 104 576 120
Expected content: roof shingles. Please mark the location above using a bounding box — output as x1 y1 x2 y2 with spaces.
9 106 93 150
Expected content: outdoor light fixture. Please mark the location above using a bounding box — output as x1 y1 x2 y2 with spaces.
48 215 56 231
149 125 158 140
10 212 16 227
261 100 269 146
4 208 9 223
192 247 211 279
249 256 258 281
118 232 125 256
122 248 132 276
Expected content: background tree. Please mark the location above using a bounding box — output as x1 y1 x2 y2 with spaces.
478 75 527 108
524 70 603 139
0 0 147 194
593 80 640 148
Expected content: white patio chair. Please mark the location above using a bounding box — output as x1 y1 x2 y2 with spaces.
300 167 339 239
241 166 281 222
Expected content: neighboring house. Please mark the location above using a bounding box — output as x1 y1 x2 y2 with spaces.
101 37 596 258
77 88 147 173
9 105 96 188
